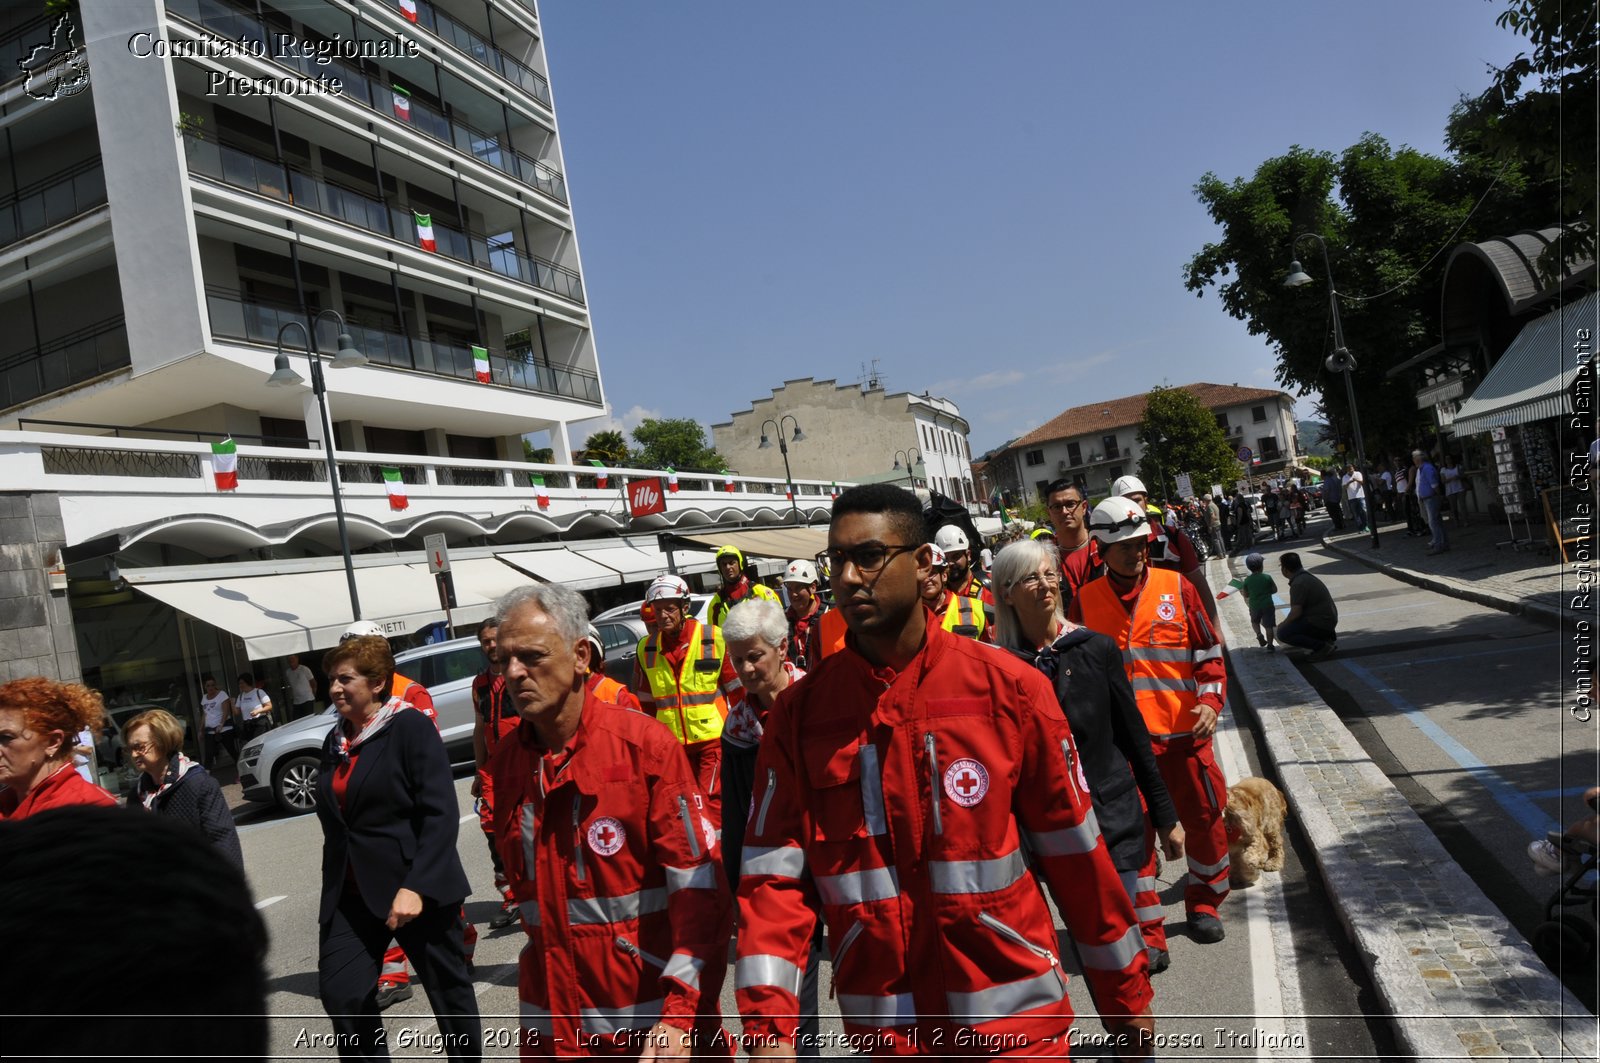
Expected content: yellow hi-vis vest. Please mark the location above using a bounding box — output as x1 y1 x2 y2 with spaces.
637 619 731 746
937 592 986 640
1075 566 1199 740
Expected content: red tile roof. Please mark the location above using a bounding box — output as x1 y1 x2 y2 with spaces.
1012 383 1290 448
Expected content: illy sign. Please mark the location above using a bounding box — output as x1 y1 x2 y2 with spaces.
628 477 667 518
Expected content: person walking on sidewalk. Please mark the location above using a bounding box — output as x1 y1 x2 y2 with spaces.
1414 449 1448 554
1442 455 1469 526
1320 471 1346 532
1341 464 1368 532
1276 553 1339 658
1240 553 1278 652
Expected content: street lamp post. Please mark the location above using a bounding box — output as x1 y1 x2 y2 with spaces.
265 310 370 619
893 447 923 492
1284 235 1380 549
758 415 806 523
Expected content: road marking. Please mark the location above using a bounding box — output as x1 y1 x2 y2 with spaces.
1337 603 1446 619
1528 786 1595 800
1337 660 1561 838
460 812 478 823
1402 644 1553 667
255 895 286 910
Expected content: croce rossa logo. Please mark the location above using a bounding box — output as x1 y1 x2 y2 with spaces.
19 12 90 102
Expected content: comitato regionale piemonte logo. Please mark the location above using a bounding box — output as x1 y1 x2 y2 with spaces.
19 12 90 102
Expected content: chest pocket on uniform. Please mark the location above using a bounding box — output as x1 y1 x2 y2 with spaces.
802 730 884 842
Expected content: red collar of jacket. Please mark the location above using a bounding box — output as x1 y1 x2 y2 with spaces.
509 692 632 796
829 606 949 727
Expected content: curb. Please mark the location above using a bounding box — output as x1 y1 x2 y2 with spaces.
1211 556 1594 1061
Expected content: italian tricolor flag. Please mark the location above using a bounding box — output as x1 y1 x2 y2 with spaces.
830 481 839 499
399 0 418 21
392 85 411 122
666 467 679 493
211 438 238 491
472 345 490 382
723 470 735 493
414 212 435 252
530 473 550 510
785 483 795 501
589 459 608 489
382 467 409 511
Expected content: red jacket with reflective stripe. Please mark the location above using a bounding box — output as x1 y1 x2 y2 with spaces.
735 614 1151 1050
489 697 732 1051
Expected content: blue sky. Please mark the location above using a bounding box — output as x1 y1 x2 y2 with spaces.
547 0 1525 458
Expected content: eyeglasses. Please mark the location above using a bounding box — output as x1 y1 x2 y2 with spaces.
652 600 686 614
128 741 159 756
817 543 919 575
1011 570 1061 592
1046 499 1084 513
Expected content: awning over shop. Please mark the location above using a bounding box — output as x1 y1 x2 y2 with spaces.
128 563 498 658
1452 292 1600 435
675 527 832 563
577 540 718 581
413 557 538 607
495 547 623 592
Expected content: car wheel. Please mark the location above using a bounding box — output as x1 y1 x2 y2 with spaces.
274 754 321 814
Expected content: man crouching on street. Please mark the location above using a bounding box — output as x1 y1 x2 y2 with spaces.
736 483 1155 1059
489 583 733 1060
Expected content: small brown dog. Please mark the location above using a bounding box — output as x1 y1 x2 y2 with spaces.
1224 777 1287 886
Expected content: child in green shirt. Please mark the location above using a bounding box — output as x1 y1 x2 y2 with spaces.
1240 552 1278 651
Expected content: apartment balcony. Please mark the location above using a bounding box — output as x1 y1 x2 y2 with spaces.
185 136 583 303
0 157 107 249
0 316 130 412
377 0 550 105
166 0 568 206
203 287 600 405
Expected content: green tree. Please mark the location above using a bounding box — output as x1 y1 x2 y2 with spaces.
581 429 630 465
630 418 726 473
521 439 553 463
1134 386 1241 498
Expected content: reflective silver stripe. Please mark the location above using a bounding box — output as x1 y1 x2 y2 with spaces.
382 958 406 976
837 991 917 1028
677 795 701 859
1197 681 1225 696
1134 876 1160 893
1131 676 1198 692
946 968 1066 1024
1134 904 1165 922
754 767 777 836
520 804 538 889
1190 875 1230 894
520 1000 553 1035
742 845 805 879
1075 925 1145 971
581 1000 662 1036
664 863 716 893
813 864 899 906
1023 808 1101 856
518 899 541 926
724 677 744 692
736 953 803 996
567 887 668 925
1126 647 1191 662
859 744 888 837
663 951 704 991
1187 853 1230 877
1194 645 1224 662
929 849 1028 894
679 691 723 706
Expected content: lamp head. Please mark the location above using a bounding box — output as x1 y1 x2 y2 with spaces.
329 333 367 369
758 434 772 450
1282 261 1314 288
892 456 903 470
1325 348 1358 374
790 423 806 443
266 353 305 388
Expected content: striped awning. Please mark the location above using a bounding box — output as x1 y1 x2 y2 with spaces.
1452 292 1600 435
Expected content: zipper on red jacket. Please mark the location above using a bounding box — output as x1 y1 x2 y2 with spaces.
572 799 587 883
1059 738 1081 801
923 732 943 835
753 767 776 837
978 911 1067 994
828 919 865 999
614 936 668 970
677 794 702 858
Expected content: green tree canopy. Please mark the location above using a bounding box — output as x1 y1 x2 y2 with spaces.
581 429 630 465
1135 386 1241 498
629 418 727 473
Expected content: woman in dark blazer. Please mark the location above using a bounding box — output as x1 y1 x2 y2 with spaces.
125 708 243 867
315 636 480 1061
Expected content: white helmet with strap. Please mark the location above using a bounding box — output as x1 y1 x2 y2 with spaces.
645 573 691 602
1087 497 1150 546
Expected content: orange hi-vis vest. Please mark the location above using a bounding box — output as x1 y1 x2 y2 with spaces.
814 607 848 660
1075 566 1199 740
588 674 628 705
936 591 986 639
637 619 730 746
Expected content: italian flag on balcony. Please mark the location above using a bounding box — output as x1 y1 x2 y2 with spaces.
399 0 419 21
529 473 550 510
723 470 736 493
589 459 609 489
414 212 436 252
211 438 238 491
392 85 412 122
785 483 795 501
666 467 679 493
382 467 409 511
830 481 839 499
472 344 490 382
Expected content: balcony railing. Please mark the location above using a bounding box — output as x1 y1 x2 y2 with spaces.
381 0 550 105
203 287 602 405
166 0 567 205
0 157 107 248
0 316 129 412
185 136 583 303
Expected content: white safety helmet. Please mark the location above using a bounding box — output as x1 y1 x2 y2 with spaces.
1087 497 1150 546
933 525 969 553
340 620 387 640
783 559 819 585
927 544 947 568
1111 475 1148 499
584 624 605 662
645 573 691 602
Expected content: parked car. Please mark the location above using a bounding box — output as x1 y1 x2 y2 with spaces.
592 615 649 686
592 594 713 625
237 637 483 813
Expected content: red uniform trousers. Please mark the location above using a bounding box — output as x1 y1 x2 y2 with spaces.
684 739 722 830
1134 734 1229 950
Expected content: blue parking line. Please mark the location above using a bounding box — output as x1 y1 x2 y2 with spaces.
1338 660 1561 839
1527 787 1595 801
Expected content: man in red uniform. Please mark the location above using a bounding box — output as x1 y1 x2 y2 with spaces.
1109 476 1219 627
470 617 520 930
1044 479 1099 613
919 545 989 642
584 625 643 710
780 559 825 669
489 583 732 1060
708 545 781 630
737 483 1154 1059
1069 498 1230 969
932 524 997 629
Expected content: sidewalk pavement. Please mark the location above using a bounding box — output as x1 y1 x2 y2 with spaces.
1212 512 1595 1061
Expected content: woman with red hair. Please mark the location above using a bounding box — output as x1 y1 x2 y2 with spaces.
0 677 117 818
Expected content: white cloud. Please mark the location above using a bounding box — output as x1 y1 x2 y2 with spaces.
570 402 662 441
931 368 1026 395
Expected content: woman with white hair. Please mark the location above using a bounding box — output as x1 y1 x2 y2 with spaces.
719 596 823 1056
992 537 1186 976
